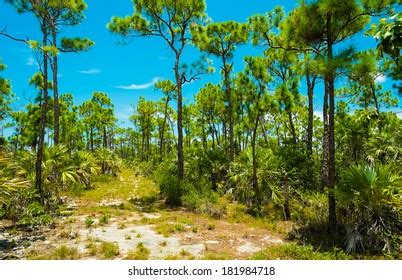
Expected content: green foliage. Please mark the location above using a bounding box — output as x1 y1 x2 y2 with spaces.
51 245 80 260
250 244 351 260
337 163 401 253
85 216 94 228
126 242 150 260
100 241 119 259
99 213 110 225
0 59 14 123
154 159 184 207
61 37 94 52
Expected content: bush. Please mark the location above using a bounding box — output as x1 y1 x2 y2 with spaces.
4 188 53 228
337 163 401 253
250 244 351 260
126 243 150 260
51 245 80 260
85 216 95 228
100 242 119 259
154 159 183 207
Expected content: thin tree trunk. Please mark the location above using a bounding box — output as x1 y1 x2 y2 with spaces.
174 55 184 180
327 15 337 232
103 126 107 148
306 73 316 153
222 57 234 161
35 22 49 204
287 110 297 144
90 128 94 152
51 30 60 145
251 115 260 204
160 97 170 158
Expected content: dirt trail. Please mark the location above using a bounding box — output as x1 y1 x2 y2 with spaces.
0 171 287 260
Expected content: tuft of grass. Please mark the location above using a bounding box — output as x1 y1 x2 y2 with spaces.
155 222 186 237
125 234 131 240
100 242 120 259
126 243 150 260
202 251 232 260
250 244 351 260
85 216 95 228
179 249 191 257
51 245 80 260
206 223 215 230
85 240 98 256
99 214 110 225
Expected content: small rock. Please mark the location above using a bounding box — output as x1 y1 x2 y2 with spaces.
261 236 283 244
237 242 261 254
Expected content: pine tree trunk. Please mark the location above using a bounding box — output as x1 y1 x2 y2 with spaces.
326 16 337 233
160 97 169 158
222 57 234 161
51 30 60 145
35 23 49 204
251 115 260 204
287 110 297 144
174 56 184 180
90 128 94 152
306 73 316 153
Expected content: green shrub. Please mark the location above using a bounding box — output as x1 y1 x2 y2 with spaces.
100 242 119 259
85 216 95 228
250 244 351 260
99 214 110 225
51 245 79 260
337 163 402 253
126 243 150 260
154 160 184 206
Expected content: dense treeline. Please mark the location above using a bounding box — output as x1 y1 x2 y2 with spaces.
0 0 401 258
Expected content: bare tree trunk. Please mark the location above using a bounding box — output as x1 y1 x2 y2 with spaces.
160 97 170 158
51 30 60 145
222 57 234 161
90 128 94 152
174 55 184 180
287 110 297 144
251 115 260 205
306 73 316 153
35 22 49 204
326 16 337 233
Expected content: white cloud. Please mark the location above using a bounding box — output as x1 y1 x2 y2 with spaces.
79 68 101 75
375 74 386 84
114 77 161 90
26 56 38 68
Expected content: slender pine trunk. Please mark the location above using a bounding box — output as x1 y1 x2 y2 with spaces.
35 22 49 204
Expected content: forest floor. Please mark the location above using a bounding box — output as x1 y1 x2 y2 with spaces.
0 169 293 260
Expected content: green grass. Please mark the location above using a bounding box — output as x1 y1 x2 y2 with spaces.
202 251 232 260
51 245 80 260
85 216 95 228
250 244 352 260
100 242 120 259
155 222 186 237
99 214 110 225
125 243 150 260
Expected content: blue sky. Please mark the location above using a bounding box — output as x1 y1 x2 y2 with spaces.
0 0 400 132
